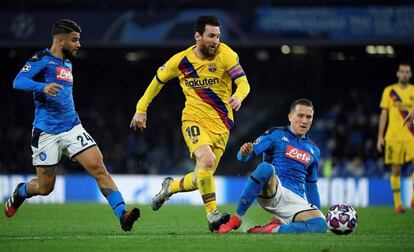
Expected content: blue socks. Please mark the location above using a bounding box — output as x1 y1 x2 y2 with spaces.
18 183 127 220
106 191 127 220
236 162 275 217
278 217 327 233
17 183 31 198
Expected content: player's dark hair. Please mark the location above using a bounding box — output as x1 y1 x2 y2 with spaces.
51 19 81 37
399 61 411 69
290 98 314 112
194 16 220 35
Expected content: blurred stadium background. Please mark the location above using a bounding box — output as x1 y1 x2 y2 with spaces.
1 0 414 209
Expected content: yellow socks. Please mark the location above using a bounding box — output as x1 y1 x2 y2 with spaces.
196 168 216 213
169 172 197 194
391 174 402 209
167 167 217 215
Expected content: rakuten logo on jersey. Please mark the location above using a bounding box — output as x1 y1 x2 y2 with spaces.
56 67 73 83
285 145 311 164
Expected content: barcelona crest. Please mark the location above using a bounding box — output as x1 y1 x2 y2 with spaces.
208 63 217 73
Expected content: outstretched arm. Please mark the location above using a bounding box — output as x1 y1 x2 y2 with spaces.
131 54 178 131
135 76 165 114
14 57 63 96
130 76 165 131
237 129 277 163
13 60 46 93
14 74 47 93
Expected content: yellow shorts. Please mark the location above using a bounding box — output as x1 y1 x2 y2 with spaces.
385 140 414 165
181 121 229 159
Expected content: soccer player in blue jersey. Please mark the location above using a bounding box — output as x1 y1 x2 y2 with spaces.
4 19 140 231
219 98 327 234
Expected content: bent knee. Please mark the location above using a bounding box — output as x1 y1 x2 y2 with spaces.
199 155 216 169
256 162 275 179
87 160 108 177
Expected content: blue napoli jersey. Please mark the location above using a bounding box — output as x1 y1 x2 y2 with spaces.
252 126 320 198
13 48 80 134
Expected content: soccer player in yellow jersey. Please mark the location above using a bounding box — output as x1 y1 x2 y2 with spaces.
377 62 414 213
130 16 250 231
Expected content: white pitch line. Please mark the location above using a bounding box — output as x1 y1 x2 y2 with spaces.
0 235 140 241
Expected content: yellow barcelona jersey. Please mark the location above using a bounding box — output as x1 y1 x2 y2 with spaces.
380 83 414 141
138 43 250 133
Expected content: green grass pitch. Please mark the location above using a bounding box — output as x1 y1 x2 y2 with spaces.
1 204 413 252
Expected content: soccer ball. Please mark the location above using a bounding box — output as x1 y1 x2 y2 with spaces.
326 203 358 235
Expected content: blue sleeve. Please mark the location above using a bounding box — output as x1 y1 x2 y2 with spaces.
13 57 48 93
237 130 277 162
252 132 275 157
237 150 255 162
305 181 321 209
305 159 320 209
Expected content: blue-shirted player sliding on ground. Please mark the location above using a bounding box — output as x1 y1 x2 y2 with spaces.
4 19 139 231
219 98 327 234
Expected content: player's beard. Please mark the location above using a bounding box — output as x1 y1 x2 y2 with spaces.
200 44 217 58
62 47 77 61
399 77 410 85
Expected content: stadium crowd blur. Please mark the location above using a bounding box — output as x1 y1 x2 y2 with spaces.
1 0 413 178
2 46 413 178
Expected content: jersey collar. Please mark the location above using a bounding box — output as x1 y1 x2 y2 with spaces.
45 48 68 63
287 125 308 140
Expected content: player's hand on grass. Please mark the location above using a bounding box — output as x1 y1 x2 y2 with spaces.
376 136 384 153
130 112 147 131
240 142 253 157
403 109 414 126
229 96 241 111
44 83 63 96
